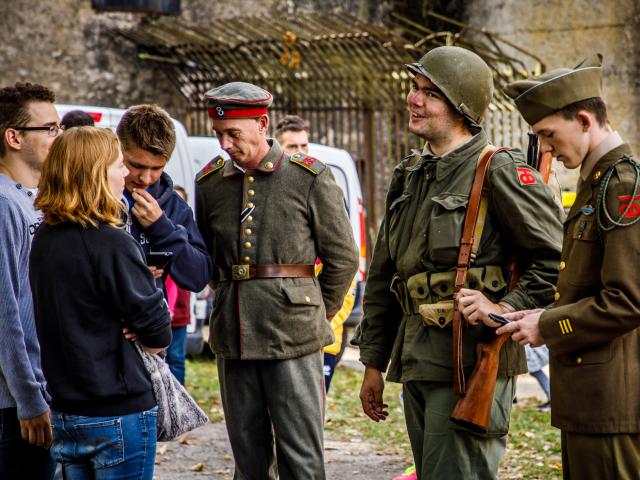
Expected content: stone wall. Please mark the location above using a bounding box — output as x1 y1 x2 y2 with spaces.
466 0 640 153
0 0 295 120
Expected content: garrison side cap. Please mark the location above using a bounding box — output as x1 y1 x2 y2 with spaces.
504 54 604 125
204 81 273 119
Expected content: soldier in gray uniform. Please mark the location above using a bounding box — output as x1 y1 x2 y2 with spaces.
357 46 563 479
501 55 640 480
195 82 358 480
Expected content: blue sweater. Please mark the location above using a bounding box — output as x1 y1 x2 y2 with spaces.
123 172 212 292
0 174 49 419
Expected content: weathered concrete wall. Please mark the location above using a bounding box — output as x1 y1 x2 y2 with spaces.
466 0 640 153
0 0 287 121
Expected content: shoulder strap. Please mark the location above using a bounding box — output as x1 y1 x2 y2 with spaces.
452 145 509 396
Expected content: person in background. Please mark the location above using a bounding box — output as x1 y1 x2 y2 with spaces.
274 114 356 392
164 184 193 385
0 82 59 480
115 104 211 293
60 110 94 129
30 126 172 479
525 345 551 411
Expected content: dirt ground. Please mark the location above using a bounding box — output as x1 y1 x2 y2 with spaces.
154 422 405 479
154 346 547 479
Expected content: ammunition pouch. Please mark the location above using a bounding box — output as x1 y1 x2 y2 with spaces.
390 266 507 322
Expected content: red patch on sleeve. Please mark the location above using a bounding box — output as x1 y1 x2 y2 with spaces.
516 167 537 186
619 195 640 218
301 156 316 168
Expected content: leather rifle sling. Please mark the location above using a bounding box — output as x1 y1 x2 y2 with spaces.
453 146 510 395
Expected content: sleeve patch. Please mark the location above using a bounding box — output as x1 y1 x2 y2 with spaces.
618 195 640 218
516 166 538 186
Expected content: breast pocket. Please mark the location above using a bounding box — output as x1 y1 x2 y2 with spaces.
427 193 469 264
388 194 410 259
565 216 602 286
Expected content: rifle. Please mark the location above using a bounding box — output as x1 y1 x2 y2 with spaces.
450 134 552 433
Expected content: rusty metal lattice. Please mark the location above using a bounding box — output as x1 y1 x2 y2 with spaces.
115 11 541 239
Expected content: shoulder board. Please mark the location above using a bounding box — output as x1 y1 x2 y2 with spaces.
196 156 225 182
290 153 326 175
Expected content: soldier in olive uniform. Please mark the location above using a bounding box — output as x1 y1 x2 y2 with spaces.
195 82 358 480
501 55 640 479
357 46 563 479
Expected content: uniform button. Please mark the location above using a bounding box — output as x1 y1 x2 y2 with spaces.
559 261 566 271
243 256 250 262
593 171 601 181
554 291 561 301
246 202 254 209
245 228 252 235
440 285 447 293
244 242 252 249
492 280 499 288
247 176 255 183
305 296 311 303
265 162 274 170
438 317 446 326
576 356 583 364
246 215 253 223
247 189 255 196
469 281 477 289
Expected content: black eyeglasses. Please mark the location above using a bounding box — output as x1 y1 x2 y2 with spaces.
11 125 65 137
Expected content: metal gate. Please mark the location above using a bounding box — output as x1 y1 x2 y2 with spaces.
116 11 542 241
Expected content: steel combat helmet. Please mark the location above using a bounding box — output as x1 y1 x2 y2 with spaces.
406 46 494 126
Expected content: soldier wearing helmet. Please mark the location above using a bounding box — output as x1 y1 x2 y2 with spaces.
357 46 563 478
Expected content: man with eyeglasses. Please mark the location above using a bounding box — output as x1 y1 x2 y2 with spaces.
0 82 60 479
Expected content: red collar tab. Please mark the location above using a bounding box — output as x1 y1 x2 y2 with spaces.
207 107 268 119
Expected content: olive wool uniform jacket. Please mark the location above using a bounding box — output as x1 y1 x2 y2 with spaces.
196 140 358 360
358 130 563 383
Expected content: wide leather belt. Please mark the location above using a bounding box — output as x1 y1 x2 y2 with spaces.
219 264 316 281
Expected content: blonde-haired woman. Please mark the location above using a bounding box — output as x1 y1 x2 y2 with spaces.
29 127 171 479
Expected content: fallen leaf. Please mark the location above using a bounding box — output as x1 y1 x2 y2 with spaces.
223 455 232 461
157 445 169 455
191 463 205 472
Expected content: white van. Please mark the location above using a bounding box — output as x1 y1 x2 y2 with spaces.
189 136 368 333
55 104 208 354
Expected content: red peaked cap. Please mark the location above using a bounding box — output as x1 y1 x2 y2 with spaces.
205 81 273 119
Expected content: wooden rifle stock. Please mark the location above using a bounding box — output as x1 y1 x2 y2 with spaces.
450 333 509 432
450 268 519 432
450 142 552 433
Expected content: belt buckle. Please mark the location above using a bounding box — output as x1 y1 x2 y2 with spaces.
232 264 251 281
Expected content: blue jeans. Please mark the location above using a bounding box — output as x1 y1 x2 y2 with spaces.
166 326 187 385
323 353 338 393
0 407 56 480
50 407 158 480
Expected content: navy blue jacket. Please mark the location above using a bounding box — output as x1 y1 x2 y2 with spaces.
124 172 212 292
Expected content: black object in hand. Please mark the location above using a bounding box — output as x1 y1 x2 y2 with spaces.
145 251 173 269
488 313 511 326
